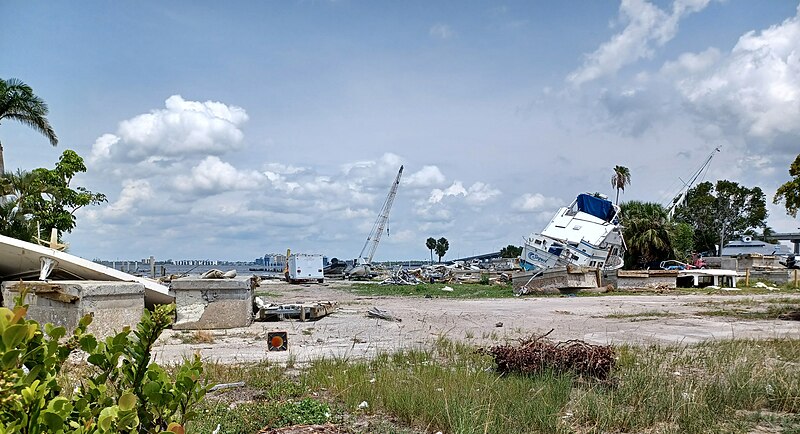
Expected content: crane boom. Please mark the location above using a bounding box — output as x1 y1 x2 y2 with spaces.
358 165 404 264
666 146 720 220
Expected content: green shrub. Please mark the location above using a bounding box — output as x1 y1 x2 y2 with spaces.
0 290 210 433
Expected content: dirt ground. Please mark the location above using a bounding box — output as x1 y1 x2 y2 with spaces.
152 280 800 366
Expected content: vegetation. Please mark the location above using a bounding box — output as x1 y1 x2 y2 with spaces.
674 180 767 255
0 78 58 175
0 292 209 433
611 165 631 205
621 201 694 267
499 244 522 258
434 237 449 262
0 150 106 243
425 237 436 264
194 338 800 434
774 153 800 218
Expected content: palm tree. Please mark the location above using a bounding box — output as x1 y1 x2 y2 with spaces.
610 165 631 205
0 78 58 174
621 201 673 268
425 237 437 264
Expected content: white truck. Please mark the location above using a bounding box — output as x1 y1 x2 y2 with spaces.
285 254 324 283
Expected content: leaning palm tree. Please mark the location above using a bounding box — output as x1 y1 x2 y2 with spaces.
610 165 631 205
0 78 58 174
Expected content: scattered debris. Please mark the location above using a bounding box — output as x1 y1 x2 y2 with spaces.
200 269 238 279
254 298 337 322
495 322 503 328
753 282 780 291
358 401 369 409
779 310 800 321
366 307 401 322
441 286 454 292
257 423 340 434
379 269 421 285
482 330 615 381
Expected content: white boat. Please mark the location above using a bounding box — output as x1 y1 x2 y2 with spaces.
519 193 625 272
0 234 173 305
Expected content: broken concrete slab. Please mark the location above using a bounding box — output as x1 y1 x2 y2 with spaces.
513 266 599 295
254 297 337 321
0 233 172 305
170 277 253 330
616 270 678 290
2 280 145 338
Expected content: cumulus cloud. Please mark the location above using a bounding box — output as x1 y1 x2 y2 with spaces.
174 156 265 194
405 165 446 188
430 23 454 39
90 95 248 164
568 0 713 85
511 193 562 213
428 181 501 204
675 6 800 144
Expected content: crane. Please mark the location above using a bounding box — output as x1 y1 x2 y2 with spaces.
358 165 403 264
348 165 403 278
666 147 720 220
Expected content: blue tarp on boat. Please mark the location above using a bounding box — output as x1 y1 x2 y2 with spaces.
576 194 615 221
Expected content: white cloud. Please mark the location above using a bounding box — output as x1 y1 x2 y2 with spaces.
430 23 454 39
568 0 713 85
675 6 800 143
660 47 721 76
511 193 562 212
428 181 501 204
405 165 446 188
174 156 265 194
93 95 248 163
89 133 120 164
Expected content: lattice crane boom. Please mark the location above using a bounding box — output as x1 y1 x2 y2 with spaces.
358 165 403 264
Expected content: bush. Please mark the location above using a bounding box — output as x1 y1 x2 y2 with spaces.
0 289 210 433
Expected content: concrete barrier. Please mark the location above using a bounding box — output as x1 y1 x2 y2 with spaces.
170 277 253 330
2 280 145 338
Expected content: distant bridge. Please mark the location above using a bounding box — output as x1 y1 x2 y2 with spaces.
769 233 800 254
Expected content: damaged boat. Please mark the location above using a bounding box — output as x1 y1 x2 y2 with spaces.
519 193 625 272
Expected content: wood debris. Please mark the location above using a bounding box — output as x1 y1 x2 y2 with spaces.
483 330 615 381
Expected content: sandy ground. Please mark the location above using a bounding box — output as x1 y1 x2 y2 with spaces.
152 280 800 365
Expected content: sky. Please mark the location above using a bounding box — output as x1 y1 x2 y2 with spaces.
2 0 800 262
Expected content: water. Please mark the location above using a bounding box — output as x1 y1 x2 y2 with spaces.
106 263 280 278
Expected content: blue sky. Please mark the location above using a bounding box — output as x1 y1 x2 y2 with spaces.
2 0 799 261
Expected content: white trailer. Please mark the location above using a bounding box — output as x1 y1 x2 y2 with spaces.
286 254 324 283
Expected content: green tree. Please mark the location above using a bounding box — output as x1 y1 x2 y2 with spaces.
0 170 38 241
0 150 105 242
674 180 767 255
621 201 675 268
0 78 58 174
669 222 695 262
499 244 522 258
611 165 631 205
435 237 449 262
774 153 800 218
426 237 437 264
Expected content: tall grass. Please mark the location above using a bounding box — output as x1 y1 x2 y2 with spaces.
193 338 800 433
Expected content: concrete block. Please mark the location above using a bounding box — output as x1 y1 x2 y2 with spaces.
2 280 145 338
615 270 677 290
703 256 738 270
170 277 253 330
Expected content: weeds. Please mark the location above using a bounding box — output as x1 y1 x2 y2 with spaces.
191 338 800 433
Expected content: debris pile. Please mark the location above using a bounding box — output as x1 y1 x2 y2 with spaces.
483 332 615 381
379 269 421 285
